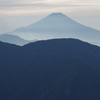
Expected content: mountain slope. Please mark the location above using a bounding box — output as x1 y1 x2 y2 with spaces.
0 41 20 97
2 51 100 100
21 38 100 71
7 13 100 43
1 39 100 100
0 34 30 46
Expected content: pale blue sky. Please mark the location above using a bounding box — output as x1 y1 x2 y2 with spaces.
0 0 100 34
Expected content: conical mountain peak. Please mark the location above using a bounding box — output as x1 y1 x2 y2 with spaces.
49 12 65 16
39 12 73 24
46 12 69 18
8 12 100 43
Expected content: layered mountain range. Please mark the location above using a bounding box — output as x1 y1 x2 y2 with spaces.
5 13 100 44
0 38 100 100
0 34 37 46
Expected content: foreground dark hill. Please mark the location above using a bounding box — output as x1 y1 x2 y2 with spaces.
3 55 100 100
0 41 20 96
7 13 100 43
22 39 100 71
0 39 100 100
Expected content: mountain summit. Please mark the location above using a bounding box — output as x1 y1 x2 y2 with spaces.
43 12 76 22
6 13 100 44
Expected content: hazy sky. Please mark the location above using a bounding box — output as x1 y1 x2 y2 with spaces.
0 0 100 34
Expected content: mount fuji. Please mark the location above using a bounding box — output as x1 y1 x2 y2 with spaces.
6 13 100 44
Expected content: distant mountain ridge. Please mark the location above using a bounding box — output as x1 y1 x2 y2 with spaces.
0 34 37 46
6 13 100 44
